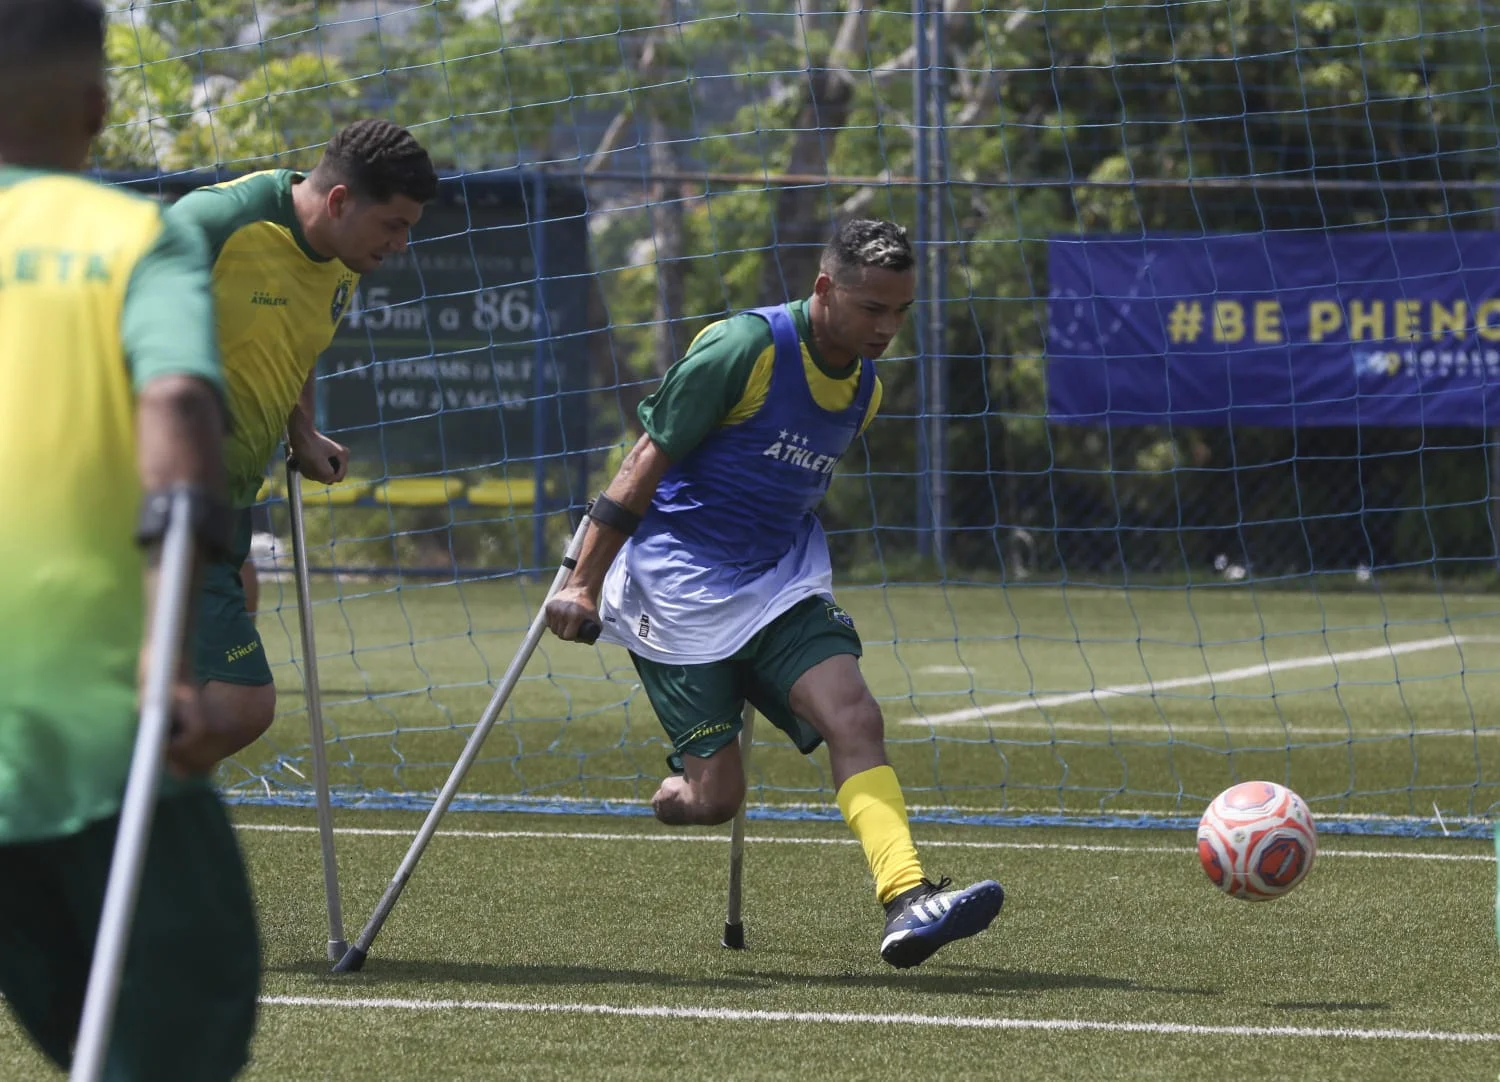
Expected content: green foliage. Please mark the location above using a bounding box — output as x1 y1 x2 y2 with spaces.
99 22 195 171
100 0 1500 574
175 53 362 169
100 0 363 173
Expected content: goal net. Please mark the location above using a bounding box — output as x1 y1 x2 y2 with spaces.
101 0 1500 837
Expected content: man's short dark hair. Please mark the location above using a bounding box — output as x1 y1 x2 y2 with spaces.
312 119 439 205
0 0 104 65
820 219 915 282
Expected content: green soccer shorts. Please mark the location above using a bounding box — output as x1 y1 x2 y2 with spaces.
0 787 261 1081
631 594 863 772
194 507 272 686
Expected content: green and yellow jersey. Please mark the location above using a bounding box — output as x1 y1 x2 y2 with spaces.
166 169 357 506
637 298 883 461
0 167 222 843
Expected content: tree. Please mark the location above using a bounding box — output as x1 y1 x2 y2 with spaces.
99 0 363 174
99 0 1500 573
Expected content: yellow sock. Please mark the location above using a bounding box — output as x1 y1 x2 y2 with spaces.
836 765 927 904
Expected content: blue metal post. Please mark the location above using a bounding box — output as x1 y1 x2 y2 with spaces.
530 174 550 574
929 4 948 567
913 0 932 559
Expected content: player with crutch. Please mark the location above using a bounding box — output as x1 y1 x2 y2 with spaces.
161 119 437 959
0 3 258 1078
545 220 1005 967
161 118 438 771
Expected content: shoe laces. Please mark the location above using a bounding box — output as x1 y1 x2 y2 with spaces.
918 875 953 898
886 876 959 920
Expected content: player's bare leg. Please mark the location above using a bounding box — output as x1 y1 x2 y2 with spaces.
791 654 1004 968
651 739 746 826
200 679 276 762
787 654 888 787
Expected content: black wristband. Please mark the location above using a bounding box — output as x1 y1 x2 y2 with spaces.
135 486 235 562
587 492 642 537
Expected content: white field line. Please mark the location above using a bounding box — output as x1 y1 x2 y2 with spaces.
899 720 1500 737
233 823 1495 861
902 635 1473 728
257 994 1500 1043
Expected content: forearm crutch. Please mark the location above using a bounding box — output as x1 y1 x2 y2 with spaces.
286 448 347 960
333 512 599 972
71 491 197 1082
721 704 757 949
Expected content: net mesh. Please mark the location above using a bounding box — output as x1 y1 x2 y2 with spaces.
100 0 1500 837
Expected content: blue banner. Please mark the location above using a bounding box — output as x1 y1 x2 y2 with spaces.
1047 232 1500 427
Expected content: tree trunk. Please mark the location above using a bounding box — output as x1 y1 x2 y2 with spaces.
649 114 687 376
756 0 872 303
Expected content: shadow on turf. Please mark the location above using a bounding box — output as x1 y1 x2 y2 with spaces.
270 958 776 992
751 966 1217 998
271 959 1213 999
1270 1000 1393 1012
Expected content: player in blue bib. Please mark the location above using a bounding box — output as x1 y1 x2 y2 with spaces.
547 219 1003 968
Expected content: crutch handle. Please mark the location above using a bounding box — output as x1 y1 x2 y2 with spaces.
577 620 601 645
286 453 342 475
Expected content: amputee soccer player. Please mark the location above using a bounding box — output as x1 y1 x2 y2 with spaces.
166 120 439 761
0 0 259 1077
546 219 1004 968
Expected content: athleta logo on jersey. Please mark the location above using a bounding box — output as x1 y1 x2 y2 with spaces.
761 429 839 475
250 290 288 307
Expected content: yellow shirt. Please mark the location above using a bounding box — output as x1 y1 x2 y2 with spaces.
637 297 882 461
0 166 221 841
167 169 358 504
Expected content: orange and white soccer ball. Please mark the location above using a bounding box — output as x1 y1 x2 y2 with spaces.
1196 781 1317 901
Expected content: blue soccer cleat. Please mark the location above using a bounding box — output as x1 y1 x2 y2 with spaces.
879 876 1005 969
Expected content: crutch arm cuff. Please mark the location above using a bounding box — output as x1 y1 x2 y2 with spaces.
135 486 235 561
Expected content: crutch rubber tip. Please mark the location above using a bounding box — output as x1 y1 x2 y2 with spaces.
331 945 368 973
326 939 349 963
721 922 745 950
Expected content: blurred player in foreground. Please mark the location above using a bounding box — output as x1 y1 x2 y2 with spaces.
0 0 258 1075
